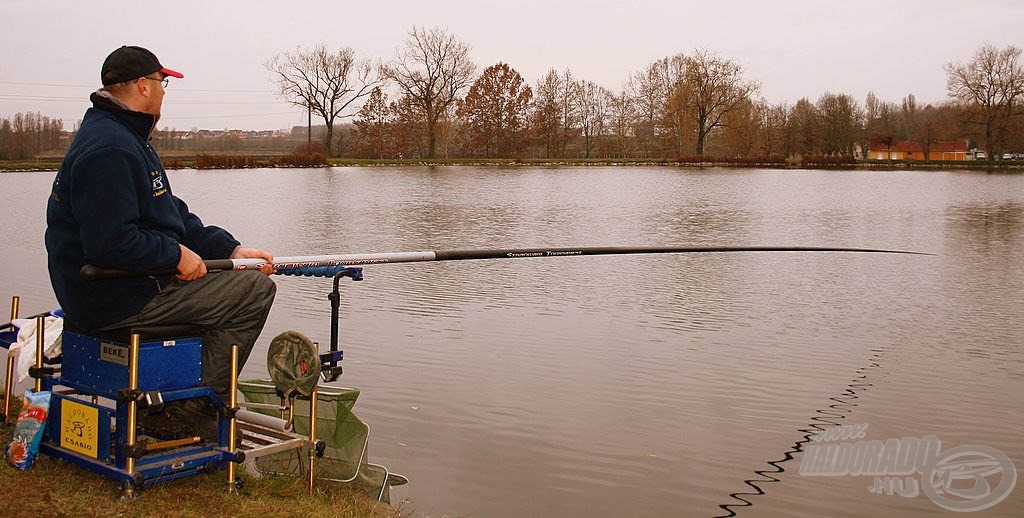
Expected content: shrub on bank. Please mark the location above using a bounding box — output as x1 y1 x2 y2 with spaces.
195 154 268 169
675 155 786 165
801 155 856 166
162 157 184 169
277 144 327 167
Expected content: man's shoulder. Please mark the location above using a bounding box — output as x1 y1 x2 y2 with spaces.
71 110 145 157
79 108 134 139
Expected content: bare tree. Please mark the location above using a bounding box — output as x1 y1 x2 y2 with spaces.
560 71 582 157
661 56 696 157
625 61 668 158
681 49 759 156
352 87 393 158
607 91 636 158
390 93 427 158
265 44 380 157
531 69 579 158
789 98 821 157
901 93 918 137
945 44 1024 160
762 101 791 158
530 69 564 158
911 103 944 160
816 92 864 156
0 112 64 160
384 26 476 158
576 80 609 158
863 91 900 158
901 93 940 161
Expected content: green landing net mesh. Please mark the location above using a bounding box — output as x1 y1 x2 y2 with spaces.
237 380 408 503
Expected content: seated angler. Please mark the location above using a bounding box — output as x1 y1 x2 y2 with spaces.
45 45 277 440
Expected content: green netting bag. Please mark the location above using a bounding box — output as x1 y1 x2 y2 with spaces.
237 379 407 503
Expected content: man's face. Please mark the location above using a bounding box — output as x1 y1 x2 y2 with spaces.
138 74 166 122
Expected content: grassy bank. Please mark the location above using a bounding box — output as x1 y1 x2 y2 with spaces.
0 160 61 172
0 407 402 518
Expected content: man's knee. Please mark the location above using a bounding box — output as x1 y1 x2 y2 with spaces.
238 270 277 301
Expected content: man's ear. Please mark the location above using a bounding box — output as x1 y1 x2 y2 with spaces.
135 77 150 97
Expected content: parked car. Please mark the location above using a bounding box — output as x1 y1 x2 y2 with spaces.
1002 153 1014 160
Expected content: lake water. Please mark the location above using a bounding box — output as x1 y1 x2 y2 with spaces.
2 166 1022 517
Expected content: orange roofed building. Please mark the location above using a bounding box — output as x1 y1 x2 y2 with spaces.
867 140 968 160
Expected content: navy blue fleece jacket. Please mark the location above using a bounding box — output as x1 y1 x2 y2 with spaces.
46 92 240 329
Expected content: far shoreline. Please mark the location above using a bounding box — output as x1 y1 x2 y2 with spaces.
4 157 1024 173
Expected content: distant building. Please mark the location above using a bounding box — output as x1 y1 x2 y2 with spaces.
867 140 968 160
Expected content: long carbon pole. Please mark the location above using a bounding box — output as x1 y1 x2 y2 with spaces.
227 245 931 271
80 245 930 280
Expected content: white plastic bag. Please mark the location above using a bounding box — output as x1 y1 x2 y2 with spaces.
9 316 63 383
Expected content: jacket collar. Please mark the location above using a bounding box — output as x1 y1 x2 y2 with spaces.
89 90 157 141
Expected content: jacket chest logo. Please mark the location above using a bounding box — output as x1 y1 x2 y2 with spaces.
149 170 167 197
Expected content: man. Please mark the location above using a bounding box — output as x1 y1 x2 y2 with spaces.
45 45 277 440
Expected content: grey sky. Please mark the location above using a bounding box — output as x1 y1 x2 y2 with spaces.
2 0 1021 131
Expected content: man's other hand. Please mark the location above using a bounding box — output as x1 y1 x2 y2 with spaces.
231 246 276 275
177 244 207 281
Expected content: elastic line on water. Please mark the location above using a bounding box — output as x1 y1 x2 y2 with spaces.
713 344 889 518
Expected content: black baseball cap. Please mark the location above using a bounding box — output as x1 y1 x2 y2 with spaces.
101 45 184 86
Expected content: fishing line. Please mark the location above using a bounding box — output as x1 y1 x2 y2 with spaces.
714 343 890 517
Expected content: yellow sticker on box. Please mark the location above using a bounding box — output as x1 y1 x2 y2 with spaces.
61 399 99 458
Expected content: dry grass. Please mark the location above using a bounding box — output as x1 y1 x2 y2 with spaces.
0 405 402 518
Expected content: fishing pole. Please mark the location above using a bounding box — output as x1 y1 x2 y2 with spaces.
80 245 931 281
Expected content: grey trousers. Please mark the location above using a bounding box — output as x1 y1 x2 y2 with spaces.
103 270 277 398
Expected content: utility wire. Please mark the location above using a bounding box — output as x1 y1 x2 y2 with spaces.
0 80 274 94
161 112 298 120
0 95 281 105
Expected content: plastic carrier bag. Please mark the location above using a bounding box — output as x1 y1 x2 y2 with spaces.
6 390 51 470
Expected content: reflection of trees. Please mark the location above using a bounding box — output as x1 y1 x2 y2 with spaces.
945 203 1024 251
650 203 757 245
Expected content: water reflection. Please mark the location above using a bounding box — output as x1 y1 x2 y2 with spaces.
945 202 1024 250
1 167 1022 517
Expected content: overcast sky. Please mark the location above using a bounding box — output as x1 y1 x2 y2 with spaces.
2 0 1022 131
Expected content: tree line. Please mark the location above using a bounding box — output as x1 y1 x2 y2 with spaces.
266 29 1024 161
5 31 1021 163
0 112 64 160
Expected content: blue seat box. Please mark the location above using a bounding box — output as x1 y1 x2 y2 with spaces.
60 330 202 397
